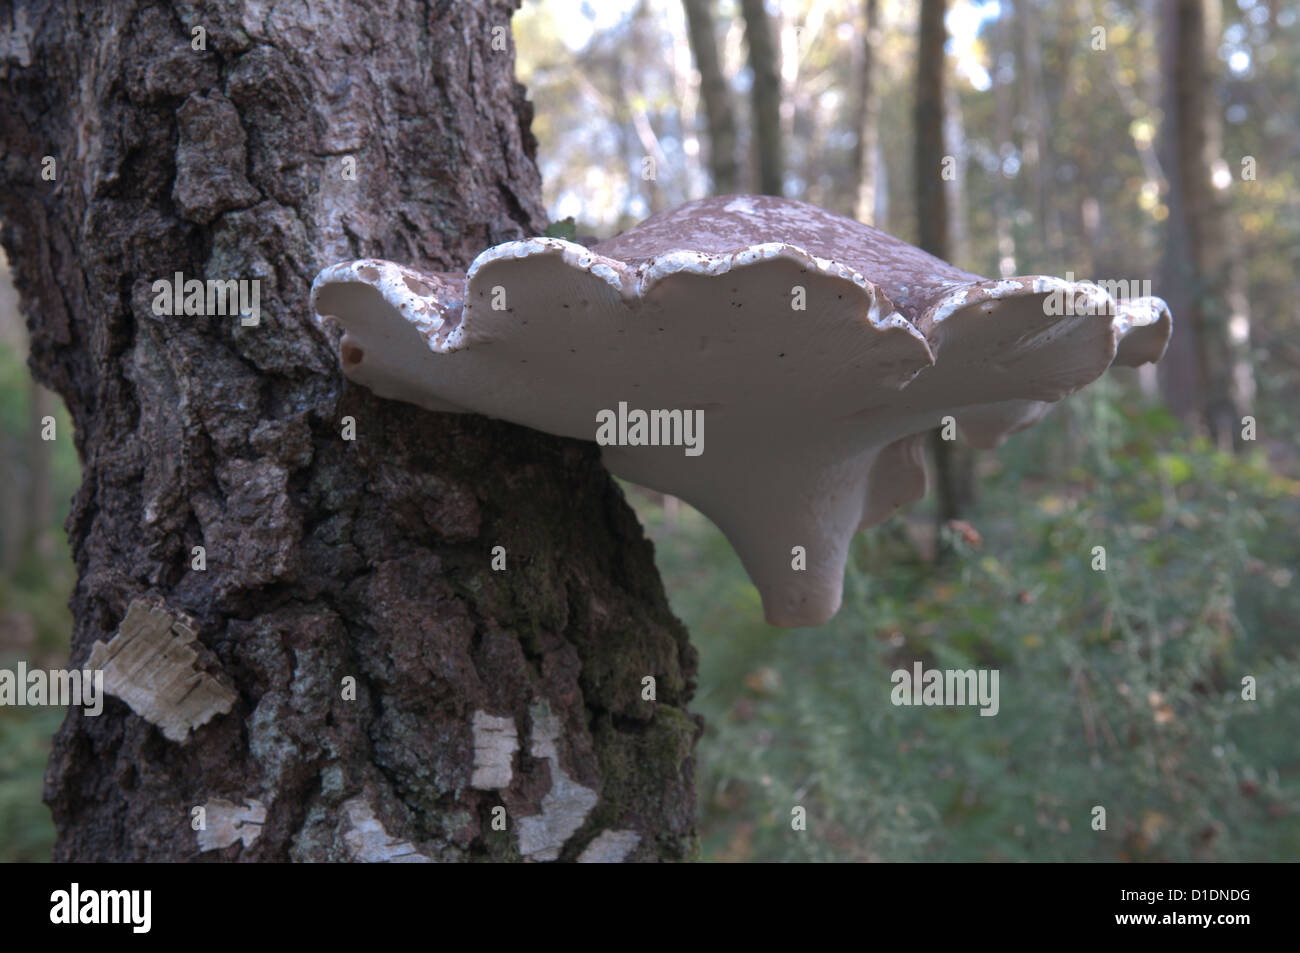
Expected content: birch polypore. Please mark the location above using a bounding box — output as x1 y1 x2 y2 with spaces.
312 195 1171 627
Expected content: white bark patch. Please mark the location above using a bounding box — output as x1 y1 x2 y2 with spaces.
470 710 518 789
577 829 641 863
87 599 236 743
0 7 34 67
517 703 599 862
342 797 431 863
197 798 266 852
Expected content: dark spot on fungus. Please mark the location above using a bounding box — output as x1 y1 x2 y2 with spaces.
341 342 364 366
439 301 464 333
404 276 434 297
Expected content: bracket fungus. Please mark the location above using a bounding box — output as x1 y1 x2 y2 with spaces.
310 195 1171 628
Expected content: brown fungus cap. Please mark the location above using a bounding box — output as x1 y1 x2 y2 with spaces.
311 195 1171 628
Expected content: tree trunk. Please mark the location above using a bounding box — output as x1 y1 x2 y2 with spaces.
1158 0 1255 450
914 0 949 258
992 0 1017 278
0 0 698 863
1014 1 1053 265
914 0 976 535
741 0 784 195
683 0 740 194
851 0 881 224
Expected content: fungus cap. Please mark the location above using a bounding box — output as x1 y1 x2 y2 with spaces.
311 195 1171 627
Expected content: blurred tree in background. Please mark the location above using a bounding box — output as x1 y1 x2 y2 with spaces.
742 0 787 192
913 0 980 537
1160 0 1256 450
684 0 742 191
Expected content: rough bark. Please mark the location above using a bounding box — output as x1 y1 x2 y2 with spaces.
851 0 880 224
1158 0 1254 450
740 0 783 195
682 0 739 194
914 0 975 531
0 0 698 862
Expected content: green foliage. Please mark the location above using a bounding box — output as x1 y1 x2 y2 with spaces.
0 341 80 862
0 342 77 656
639 386 1300 862
0 707 61 862
544 216 578 240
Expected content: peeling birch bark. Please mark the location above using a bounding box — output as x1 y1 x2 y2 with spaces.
86 600 236 743
197 798 267 851
342 798 431 863
517 702 599 862
470 711 518 790
577 830 641 863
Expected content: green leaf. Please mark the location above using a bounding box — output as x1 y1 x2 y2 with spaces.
544 216 577 240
